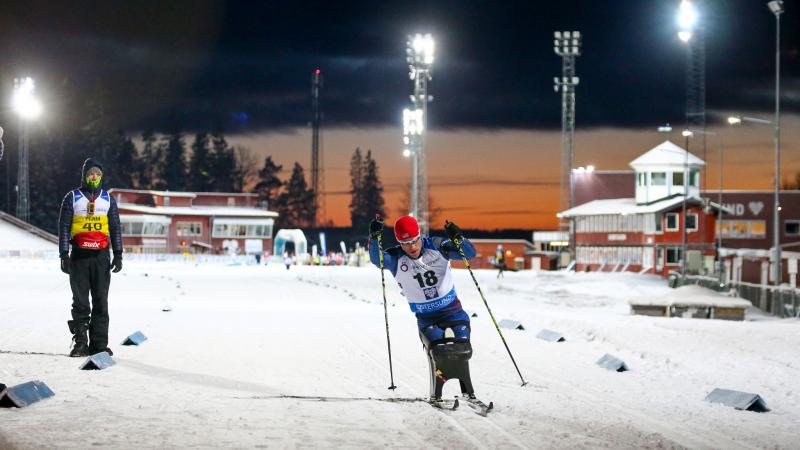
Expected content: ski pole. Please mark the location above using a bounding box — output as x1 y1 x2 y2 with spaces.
449 225 528 387
375 221 398 390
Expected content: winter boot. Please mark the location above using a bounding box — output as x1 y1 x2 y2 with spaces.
67 320 90 357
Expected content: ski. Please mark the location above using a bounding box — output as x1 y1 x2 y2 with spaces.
461 395 493 416
428 398 459 411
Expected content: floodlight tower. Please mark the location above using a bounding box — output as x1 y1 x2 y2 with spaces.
677 0 707 189
405 33 434 234
12 77 42 223
554 31 581 256
310 68 324 226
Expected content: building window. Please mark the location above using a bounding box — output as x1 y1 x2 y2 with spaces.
212 221 273 238
651 172 666 186
176 221 202 237
665 213 679 231
690 169 700 187
121 221 169 237
666 247 682 264
785 221 800 236
717 220 767 239
164 196 170 206
686 213 698 232
655 213 663 233
672 172 684 187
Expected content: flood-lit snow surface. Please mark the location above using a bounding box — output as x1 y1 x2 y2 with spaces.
1 258 798 449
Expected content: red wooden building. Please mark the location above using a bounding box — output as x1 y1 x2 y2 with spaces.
559 141 727 277
108 189 277 255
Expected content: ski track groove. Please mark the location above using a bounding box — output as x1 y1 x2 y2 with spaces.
320 276 529 450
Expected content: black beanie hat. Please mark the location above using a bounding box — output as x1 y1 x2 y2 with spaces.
81 158 103 179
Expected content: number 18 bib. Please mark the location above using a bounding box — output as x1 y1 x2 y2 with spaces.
394 239 457 313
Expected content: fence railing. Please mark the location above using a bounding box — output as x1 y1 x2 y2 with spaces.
674 272 800 318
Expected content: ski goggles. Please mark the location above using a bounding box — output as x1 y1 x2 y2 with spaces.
398 234 421 245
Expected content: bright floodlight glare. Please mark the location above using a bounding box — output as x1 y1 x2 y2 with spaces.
682 129 693 137
402 108 424 136
678 31 693 42
12 77 43 121
768 0 784 15
403 148 411 157
411 33 434 65
586 165 595 173
677 0 698 30
727 116 742 125
658 125 673 132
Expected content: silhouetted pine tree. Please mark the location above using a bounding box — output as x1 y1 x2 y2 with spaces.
188 132 213 191
160 128 187 190
138 130 161 189
348 147 366 228
209 131 236 192
360 150 386 226
254 156 283 207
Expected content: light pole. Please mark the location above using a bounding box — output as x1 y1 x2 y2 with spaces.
677 0 708 191
402 108 424 220
554 30 581 262
12 77 42 223
729 113 781 286
768 0 784 288
405 33 434 234
681 129 693 276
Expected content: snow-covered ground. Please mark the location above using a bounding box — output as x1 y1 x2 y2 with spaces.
1 258 798 449
0 220 57 252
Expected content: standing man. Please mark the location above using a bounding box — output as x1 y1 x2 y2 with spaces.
369 215 481 403
496 244 506 278
58 158 123 357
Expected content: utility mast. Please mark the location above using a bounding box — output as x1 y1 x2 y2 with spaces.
311 69 324 226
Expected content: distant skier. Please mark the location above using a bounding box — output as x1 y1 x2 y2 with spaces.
496 245 506 278
283 251 292 270
58 158 123 357
369 215 482 403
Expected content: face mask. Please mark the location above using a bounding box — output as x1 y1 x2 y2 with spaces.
85 175 102 189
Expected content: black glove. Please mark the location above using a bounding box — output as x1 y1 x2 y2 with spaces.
60 256 70 275
369 217 384 239
111 253 123 273
444 220 463 242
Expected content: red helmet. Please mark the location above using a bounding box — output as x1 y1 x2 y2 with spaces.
394 215 420 243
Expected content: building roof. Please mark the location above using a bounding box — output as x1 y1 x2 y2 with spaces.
109 189 197 198
118 203 278 218
558 195 730 218
109 188 259 198
629 141 705 169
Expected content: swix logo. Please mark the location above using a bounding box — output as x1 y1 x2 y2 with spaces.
82 241 102 248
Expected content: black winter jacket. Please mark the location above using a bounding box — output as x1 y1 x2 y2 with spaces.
58 187 123 258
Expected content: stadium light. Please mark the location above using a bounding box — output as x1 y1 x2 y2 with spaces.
682 129 694 137
677 0 698 42
12 77 42 121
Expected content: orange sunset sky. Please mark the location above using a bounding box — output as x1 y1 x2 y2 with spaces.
228 113 800 230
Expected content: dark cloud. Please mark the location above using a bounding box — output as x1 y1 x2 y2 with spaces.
0 0 796 132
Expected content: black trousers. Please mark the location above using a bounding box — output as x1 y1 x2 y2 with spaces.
69 248 111 350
